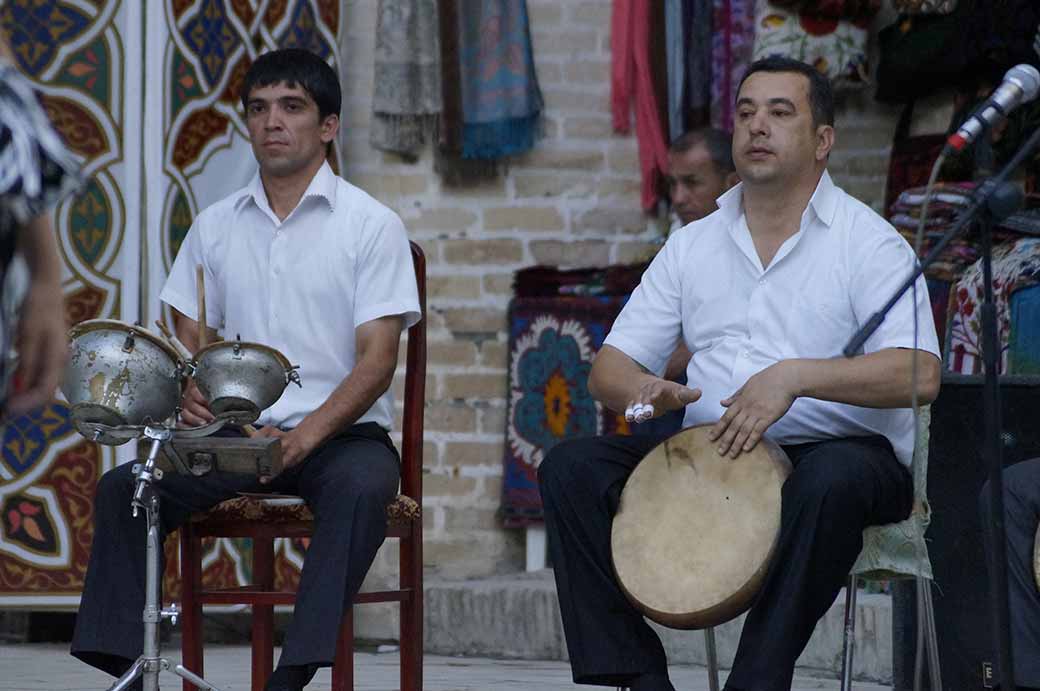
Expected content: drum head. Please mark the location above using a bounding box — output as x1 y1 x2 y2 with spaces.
611 425 792 629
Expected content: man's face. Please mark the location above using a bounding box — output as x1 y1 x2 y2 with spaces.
732 71 830 187
666 143 733 225
244 81 337 179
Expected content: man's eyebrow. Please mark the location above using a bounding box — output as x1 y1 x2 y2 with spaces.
735 96 798 110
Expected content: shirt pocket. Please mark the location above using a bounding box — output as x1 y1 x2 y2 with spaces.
791 288 854 359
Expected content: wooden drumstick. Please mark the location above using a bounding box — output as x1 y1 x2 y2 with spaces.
195 264 208 349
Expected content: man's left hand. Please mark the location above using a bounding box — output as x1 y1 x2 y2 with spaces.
709 361 798 458
255 424 322 482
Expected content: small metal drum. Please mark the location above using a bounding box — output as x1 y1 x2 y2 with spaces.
62 320 184 443
191 338 300 424
611 425 792 629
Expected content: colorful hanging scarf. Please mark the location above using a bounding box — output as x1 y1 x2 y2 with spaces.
370 0 442 158
710 0 756 132
456 0 543 160
611 0 670 211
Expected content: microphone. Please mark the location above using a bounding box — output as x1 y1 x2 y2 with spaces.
946 64 1040 152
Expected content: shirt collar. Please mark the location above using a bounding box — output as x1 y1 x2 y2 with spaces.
715 169 838 228
233 160 338 214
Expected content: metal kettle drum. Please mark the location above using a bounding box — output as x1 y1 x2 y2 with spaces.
62 320 184 443
191 338 300 424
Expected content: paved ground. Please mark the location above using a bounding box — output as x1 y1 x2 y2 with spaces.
0 643 893 690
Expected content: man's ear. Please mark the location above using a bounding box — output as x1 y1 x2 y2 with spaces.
320 113 340 143
815 124 835 162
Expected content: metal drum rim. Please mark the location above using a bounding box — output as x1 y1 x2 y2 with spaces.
68 319 180 363
193 339 292 370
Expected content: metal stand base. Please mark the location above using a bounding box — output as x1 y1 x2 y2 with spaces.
106 425 224 691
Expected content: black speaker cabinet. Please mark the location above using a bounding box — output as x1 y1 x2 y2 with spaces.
892 374 1040 691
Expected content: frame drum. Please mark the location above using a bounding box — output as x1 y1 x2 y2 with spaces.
611 425 792 629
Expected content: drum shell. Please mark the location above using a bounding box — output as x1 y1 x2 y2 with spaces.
62 320 182 435
611 425 792 630
191 341 295 423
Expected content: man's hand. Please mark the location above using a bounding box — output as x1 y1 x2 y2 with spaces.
255 424 321 483
624 378 701 424
178 379 214 427
709 361 798 458
4 278 67 418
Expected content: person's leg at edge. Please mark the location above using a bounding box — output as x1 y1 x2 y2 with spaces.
539 433 675 690
723 435 913 691
980 458 1040 691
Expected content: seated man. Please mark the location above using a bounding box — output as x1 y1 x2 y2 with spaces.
980 459 1040 691
70 49 420 691
637 128 740 437
539 56 941 691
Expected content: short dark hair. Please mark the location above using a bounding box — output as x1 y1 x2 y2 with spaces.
669 128 735 175
737 56 834 128
240 49 341 121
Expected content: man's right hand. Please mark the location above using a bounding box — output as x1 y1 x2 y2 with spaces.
624 378 701 424
178 379 214 427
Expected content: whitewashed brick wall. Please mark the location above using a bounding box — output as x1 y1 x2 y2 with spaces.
338 0 951 612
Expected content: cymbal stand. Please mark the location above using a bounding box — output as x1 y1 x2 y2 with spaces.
106 424 224 691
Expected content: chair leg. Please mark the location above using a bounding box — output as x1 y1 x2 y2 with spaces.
332 606 354 691
180 528 204 691
704 626 720 691
840 575 858 691
917 577 943 690
252 537 275 691
400 526 423 691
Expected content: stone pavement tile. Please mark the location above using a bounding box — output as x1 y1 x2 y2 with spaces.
0 644 892 691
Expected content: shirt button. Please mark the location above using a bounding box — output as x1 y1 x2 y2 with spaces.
758 277 767 286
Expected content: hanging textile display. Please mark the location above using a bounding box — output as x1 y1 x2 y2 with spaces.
612 0 670 211
370 0 442 158
0 0 344 609
710 0 756 132
456 0 543 160
948 238 1040 376
684 0 714 129
752 1 875 87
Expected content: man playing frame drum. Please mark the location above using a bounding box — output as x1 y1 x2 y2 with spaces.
538 56 942 691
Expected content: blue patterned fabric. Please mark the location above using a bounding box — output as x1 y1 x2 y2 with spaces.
456 0 542 159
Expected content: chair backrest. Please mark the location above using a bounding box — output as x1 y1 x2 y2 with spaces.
400 241 427 503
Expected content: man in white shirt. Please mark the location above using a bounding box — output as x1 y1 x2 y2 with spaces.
71 49 420 691
539 57 942 691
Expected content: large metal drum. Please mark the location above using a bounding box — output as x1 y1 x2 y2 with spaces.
611 425 792 629
191 339 299 424
62 320 183 443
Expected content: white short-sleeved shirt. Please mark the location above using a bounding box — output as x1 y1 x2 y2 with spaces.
604 171 940 466
160 162 421 431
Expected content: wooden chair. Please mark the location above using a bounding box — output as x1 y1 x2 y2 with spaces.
178 241 427 691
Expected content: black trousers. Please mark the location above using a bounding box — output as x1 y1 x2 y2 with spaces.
538 432 913 691
70 422 400 681
980 458 1040 689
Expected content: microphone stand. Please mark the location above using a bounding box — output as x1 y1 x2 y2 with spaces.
844 123 1040 691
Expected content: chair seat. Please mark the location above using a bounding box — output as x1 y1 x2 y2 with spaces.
191 493 421 528
852 505 933 581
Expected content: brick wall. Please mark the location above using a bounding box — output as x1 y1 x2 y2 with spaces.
338 0 952 626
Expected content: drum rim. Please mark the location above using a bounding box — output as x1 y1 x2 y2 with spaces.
68 319 180 362
193 339 292 370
